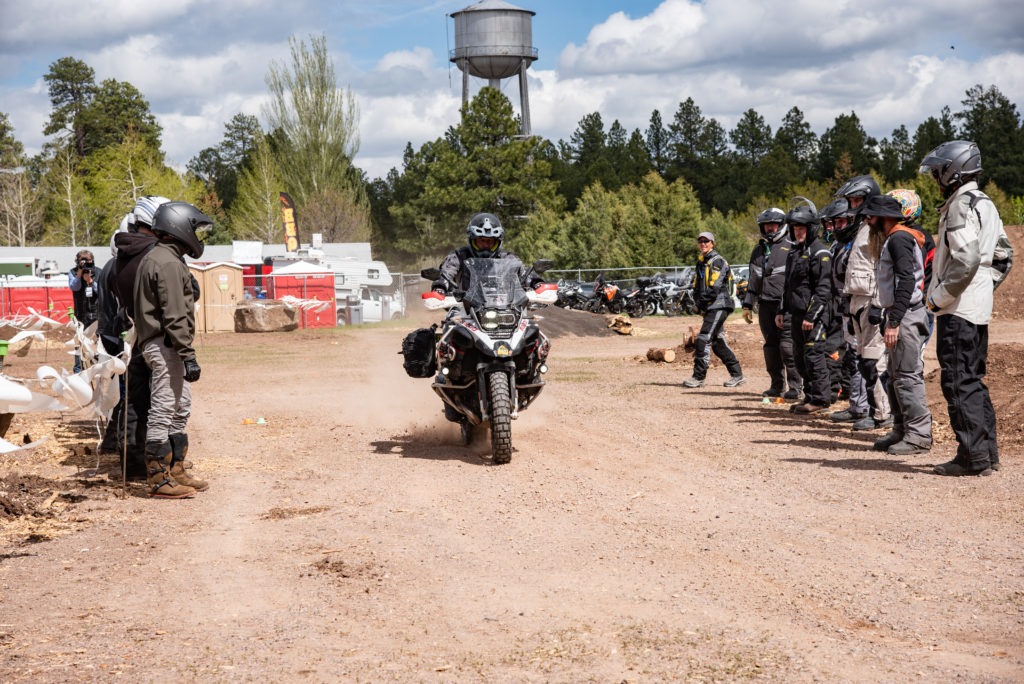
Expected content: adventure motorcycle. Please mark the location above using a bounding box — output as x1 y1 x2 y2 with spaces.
556 279 590 310
418 258 557 464
588 273 624 314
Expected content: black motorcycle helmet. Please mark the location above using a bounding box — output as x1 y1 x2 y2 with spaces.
150 201 212 259
465 212 504 258
819 197 859 244
835 174 881 200
756 207 788 242
785 205 821 246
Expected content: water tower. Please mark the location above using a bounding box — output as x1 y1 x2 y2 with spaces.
449 0 538 135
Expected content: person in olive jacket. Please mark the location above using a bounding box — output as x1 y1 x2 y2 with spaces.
776 205 833 413
133 201 212 499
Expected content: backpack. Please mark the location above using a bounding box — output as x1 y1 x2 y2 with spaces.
400 326 438 378
954 191 1015 288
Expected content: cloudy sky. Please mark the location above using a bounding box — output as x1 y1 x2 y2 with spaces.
2 0 1023 181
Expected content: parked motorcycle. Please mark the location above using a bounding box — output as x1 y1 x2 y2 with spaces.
418 259 557 464
588 273 624 314
623 276 664 318
556 279 590 310
662 284 700 316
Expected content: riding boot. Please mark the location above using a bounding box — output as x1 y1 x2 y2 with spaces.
169 433 208 492
145 440 195 499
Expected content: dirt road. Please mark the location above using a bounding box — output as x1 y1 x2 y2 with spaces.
1 308 1022 682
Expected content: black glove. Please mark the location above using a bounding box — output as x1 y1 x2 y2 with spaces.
867 306 883 325
183 359 201 383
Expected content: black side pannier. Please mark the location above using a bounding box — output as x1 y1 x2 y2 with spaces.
400 326 437 378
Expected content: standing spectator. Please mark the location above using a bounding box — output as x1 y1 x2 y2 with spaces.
777 205 833 413
96 217 131 459
836 176 892 432
888 188 938 354
68 249 99 373
820 198 866 420
683 231 745 388
133 201 212 498
864 193 932 455
921 141 1014 476
741 208 802 399
113 196 171 479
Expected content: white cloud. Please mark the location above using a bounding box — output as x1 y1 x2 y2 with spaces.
3 0 1023 185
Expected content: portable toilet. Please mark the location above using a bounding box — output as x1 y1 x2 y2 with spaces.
189 262 244 333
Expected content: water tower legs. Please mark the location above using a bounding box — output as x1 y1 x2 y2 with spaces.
518 62 531 136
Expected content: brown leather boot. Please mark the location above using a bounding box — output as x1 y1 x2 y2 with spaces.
169 433 208 492
145 441 196 499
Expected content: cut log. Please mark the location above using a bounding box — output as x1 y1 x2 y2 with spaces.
646 347 676 363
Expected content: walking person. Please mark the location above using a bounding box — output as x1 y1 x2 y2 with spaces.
683 232 745 388
920 141 1014 476
863 193 932 455
133 201 212 497
777 205 833 413
741 208 802 399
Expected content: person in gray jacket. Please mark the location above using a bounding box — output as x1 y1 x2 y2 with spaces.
921 141 1014 476
864 193 932 456
134 201 212 498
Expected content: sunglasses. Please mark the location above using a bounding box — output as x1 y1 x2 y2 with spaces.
697 238 711 244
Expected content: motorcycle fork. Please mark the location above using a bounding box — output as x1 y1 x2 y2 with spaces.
477 361 517 421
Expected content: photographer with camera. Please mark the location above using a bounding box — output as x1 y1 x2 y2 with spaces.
68 249 100 373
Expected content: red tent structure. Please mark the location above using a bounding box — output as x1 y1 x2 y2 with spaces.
265 262 336 328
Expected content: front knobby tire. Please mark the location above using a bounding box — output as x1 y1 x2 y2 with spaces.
487 372 513 464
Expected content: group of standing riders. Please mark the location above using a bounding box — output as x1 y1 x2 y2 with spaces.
72 197 215 499
680 140 1013 477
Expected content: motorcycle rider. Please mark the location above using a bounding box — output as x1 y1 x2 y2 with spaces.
833 175 892 431
430 213 545 425
433 213 542 295
741 208 802 399
777 206 833 413
683 232 745 388
133 201 212 498
920 141 1014 476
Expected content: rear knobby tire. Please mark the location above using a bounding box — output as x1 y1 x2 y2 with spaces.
487 372 513 464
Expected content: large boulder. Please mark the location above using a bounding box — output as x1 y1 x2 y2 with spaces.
233 300 299 333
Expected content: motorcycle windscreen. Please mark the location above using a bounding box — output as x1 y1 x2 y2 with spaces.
461 258 530 310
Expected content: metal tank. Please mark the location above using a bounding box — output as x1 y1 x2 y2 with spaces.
449 0 537 134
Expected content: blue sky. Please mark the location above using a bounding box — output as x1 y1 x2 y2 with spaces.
1 1 1022 180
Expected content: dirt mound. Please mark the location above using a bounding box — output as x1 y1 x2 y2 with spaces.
993 224 1023 320
534 306 616 338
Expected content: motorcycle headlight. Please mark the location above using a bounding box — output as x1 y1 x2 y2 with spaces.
481 309 499 330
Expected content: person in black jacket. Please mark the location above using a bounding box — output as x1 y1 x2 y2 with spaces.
67 249 100 373
776 206 833 413
432 213 541 295
683 231 744 388
741 208 802 399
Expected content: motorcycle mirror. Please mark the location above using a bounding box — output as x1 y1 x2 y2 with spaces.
420 267 441 281
531 259 554 274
